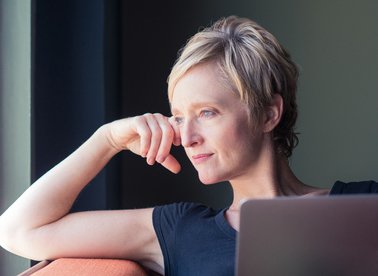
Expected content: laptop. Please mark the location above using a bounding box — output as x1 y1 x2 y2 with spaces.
236 195 378 276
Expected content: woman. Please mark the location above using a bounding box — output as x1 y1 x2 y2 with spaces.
0 16 376 275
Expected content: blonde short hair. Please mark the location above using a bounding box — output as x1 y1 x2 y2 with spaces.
168 16 299 158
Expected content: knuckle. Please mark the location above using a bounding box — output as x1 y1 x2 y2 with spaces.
153 112 163 118
141 113 153 121
134 115 146 125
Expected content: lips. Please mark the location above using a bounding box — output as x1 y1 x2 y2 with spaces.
192 153 213 164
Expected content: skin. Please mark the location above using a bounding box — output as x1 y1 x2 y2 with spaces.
0 61 328 274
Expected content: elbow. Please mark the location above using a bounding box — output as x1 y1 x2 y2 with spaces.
0 215 39 260
0 214 21 255
0 215 14 252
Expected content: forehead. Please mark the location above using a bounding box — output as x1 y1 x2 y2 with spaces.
170 62 241 113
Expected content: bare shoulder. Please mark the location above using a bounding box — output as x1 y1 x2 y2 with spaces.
302 187 331 197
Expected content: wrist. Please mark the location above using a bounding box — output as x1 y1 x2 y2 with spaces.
97 124 123 154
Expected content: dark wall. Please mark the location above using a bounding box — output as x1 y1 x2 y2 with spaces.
32 0 121 211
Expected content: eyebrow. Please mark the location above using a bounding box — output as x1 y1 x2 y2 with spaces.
171 101 224 115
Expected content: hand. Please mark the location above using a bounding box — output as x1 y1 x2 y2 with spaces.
105 113 181 174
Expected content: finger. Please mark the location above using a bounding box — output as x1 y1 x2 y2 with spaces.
154 114 175 164
144 114 162 165
161 154 181 174
168 116 181 146
134 116 152 158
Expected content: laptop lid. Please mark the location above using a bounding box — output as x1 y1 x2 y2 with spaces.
236 195 378 276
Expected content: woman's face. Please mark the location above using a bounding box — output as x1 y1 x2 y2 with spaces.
171 61 265 184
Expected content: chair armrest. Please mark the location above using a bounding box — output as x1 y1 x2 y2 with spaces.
18 258 160 276
18 260 50 276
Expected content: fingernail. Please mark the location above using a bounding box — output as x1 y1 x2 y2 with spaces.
147 157 155 165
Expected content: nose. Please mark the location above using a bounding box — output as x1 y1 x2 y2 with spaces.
180 119 203 148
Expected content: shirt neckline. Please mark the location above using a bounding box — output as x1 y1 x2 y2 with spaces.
215 207 237 239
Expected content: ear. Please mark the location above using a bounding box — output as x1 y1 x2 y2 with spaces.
263 94 283 133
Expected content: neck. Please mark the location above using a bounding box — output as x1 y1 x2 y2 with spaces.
228 151 315 212
225 142 329 231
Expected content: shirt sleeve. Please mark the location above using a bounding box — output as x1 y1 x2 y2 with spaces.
330 180 378 194
152 202 198 275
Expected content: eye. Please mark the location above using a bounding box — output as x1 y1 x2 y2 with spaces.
200 109 216 118
174 116 184 125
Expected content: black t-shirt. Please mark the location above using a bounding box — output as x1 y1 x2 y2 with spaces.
330 180 378 194
152 181 378 276
153 202 235 276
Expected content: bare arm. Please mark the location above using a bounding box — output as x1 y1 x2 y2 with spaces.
0 114 180 272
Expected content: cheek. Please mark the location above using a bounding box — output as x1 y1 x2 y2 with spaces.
211 126 250 162
225 121 262 161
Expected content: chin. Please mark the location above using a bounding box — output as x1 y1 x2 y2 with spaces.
198 172 228 185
